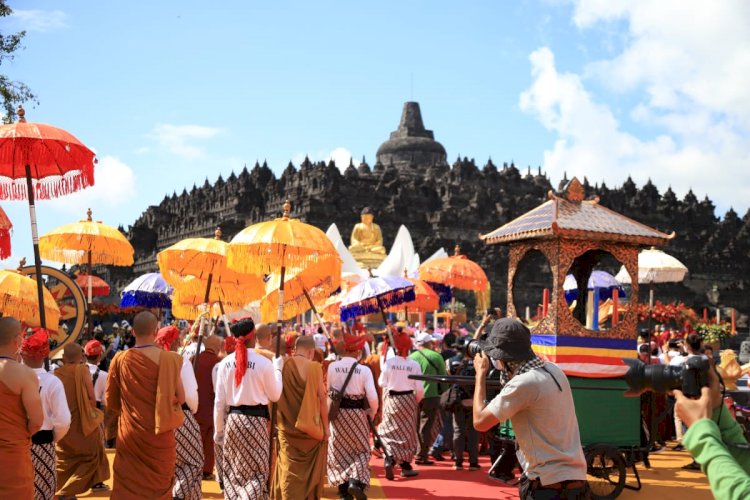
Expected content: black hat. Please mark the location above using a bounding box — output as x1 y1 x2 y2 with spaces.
476 318 535 361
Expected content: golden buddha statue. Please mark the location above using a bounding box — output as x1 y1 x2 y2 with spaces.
717 349 750 390
349 207 387 268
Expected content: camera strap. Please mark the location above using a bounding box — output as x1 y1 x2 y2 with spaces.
540 366 562 392
416 350 441 374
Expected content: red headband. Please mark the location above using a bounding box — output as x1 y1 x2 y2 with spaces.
394 331 413 357
84 339 104 357
234 330 255 387
20 329 50 360
155 326 180 351
343 333 367 352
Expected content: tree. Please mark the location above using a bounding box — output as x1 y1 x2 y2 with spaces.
0 0 36 123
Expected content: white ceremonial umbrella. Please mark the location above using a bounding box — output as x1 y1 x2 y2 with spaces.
615 248 688 307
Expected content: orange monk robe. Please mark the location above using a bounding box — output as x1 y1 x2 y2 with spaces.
55 363 109 496
0 380 34 498
271 360 326 500
361 353 382 425
106 349 184 500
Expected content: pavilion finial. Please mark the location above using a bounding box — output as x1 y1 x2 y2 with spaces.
563 177 585 202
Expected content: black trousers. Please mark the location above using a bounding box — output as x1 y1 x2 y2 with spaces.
518 476 590 500
417 397 440 460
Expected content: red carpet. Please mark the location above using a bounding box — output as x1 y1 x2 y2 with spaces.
369 453 519 500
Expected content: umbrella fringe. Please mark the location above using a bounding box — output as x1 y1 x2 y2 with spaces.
340 287 416 322
425 281 453 307
226 245 334 275
0 167 94 201
0 295 60 331
38 246 134 266
119 291 172 309
0 230 10 260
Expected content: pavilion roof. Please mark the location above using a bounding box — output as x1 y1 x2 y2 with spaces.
480 177 674 246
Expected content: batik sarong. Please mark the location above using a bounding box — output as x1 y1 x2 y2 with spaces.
327 407 371 488
174 408 204 500
215 442 225 488
223 413 270 500
379 392 418 464
31 443 56 500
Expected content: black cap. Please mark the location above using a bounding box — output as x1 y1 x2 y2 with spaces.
476 318 535 361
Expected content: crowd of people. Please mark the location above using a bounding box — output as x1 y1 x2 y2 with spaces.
11 307 750 499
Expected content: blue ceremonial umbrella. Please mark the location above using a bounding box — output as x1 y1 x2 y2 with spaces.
564 270 625 303
120 272 173 308
340 275 415 327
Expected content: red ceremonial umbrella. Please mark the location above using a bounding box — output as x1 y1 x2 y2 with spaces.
67 274 110 298
0 106 96 329
0 205 11 260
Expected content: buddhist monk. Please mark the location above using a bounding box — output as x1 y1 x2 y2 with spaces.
272 335 329 500
195 335 223 481
106 311 185 500
55 343 109 499
0 317 43 499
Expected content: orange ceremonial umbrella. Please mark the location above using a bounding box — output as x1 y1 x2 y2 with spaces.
0 106 96 330
386 277 439 313
0 204 11 260
0 266 60 330
40 208 134 337
260 255 341 324
158 227 264 366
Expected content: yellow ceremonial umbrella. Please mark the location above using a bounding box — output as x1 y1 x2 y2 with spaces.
159 228 264 366
227 200 339 353
170 289 225 321
260 255 341 324
0 266 60 330
39 208 134 336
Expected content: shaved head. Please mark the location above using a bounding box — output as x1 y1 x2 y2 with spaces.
255 323 272 342
133 311 158 338
0 317 21 346
62 343 83 364
295 335 315 351
204 335 222 353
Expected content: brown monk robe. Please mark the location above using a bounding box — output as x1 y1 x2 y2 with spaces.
55 343 109 499
106 311 185 500
0 318 44 499
272 336 329 500
361 351 383 426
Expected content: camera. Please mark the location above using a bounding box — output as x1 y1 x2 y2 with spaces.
623 356 710 398
454 336 484 358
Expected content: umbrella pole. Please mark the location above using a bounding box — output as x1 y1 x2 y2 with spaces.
268 262 286 489
376 295 397 349
25 166 47 330
302 286 335 349
87 250 93 340
193 273 213 371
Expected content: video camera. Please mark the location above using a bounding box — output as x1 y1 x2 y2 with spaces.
623 356 710 398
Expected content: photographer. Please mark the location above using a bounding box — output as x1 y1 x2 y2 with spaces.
675 357 750 498
472 319 588 499
447 344 480 471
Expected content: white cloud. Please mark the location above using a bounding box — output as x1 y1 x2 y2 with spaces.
519 1 750 212
291 147 356 173
149 124 222 159
11 9 68 32
46 155 136 214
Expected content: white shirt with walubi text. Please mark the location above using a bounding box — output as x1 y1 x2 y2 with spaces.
379 356 424 403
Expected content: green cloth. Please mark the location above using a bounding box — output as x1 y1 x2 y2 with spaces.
409 349 447 398
683 406 750 499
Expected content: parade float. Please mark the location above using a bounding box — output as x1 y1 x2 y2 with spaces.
480 177 675 498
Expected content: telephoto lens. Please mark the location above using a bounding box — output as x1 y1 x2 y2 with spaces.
455 336 484 358
622 357 710 397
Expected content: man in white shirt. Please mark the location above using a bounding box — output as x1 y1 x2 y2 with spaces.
214 318 283 498
21 330 72 500
326 334 379 500
84 340 107 409
378 330 423 480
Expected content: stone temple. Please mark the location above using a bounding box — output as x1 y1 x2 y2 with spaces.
111 102 750 322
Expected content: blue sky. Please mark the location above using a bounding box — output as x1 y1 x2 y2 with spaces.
1 1 748 266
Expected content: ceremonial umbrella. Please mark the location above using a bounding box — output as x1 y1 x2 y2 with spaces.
418 245 489 327
227 200 339 355
386 277 439 313
614 248 688 307
0 267 60 330
120 273 173 308
40 208 134 336
261 255 341 346
0 205 11 260
339 275 415 346
158 227 265 363
67 274 110 297
0 106 96 329
563 270 625 303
